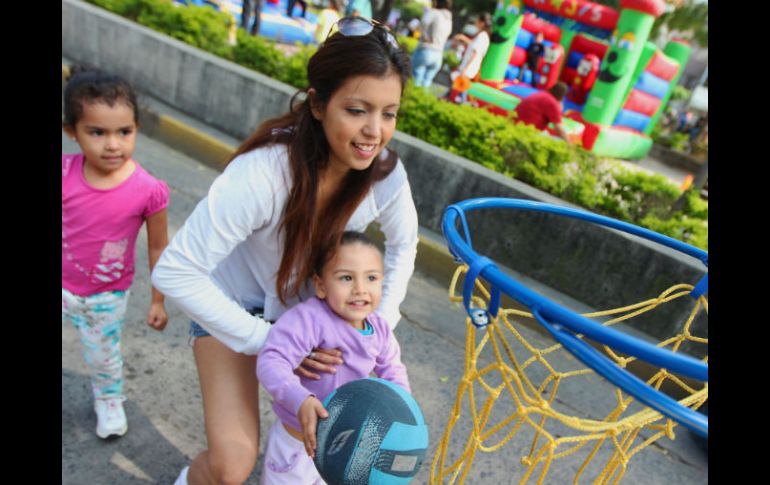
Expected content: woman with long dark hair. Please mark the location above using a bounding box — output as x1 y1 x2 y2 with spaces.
152 17 419 485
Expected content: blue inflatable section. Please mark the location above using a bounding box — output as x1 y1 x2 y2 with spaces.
562 98 584 113
633 72 669 100
502 83 538 99
516 29 535 49
566 51 584 69
515 29 554 50
504 65 535 84
614 109 651 132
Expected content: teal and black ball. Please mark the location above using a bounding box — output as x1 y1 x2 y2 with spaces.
314 378 429 485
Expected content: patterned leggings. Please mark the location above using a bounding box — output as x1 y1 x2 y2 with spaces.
62 288 129 400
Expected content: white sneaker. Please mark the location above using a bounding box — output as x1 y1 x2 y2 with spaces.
94 397 128 439
173 466 189 485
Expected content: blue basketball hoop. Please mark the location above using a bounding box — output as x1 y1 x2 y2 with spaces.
442 198 708 438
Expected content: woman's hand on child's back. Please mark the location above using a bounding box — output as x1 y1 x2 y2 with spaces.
295 348 344 380
147 301 168 331
298 396 329 458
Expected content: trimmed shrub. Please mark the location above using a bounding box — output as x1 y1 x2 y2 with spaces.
231 30 289 80
88 0 233 56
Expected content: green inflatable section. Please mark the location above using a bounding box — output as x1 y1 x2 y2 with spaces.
467 82 521 110
481 3 524 82
622 41 658 107
643 40 692 135
559 22 579 57
592 126 653 159
583 9 657 126
562 117 584 132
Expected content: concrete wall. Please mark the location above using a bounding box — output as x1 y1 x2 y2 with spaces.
650 143 705 174
62 0 707 344
62 0 294 140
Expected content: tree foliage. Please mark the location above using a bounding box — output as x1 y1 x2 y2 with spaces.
652 1 708 48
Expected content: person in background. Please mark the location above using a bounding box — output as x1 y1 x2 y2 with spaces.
411 0 453 89
448 13 492 103
315 0 342 44
513 81 571 143
287 0 308 18
346 0 372 19
518 31 544 87
241 0 261 35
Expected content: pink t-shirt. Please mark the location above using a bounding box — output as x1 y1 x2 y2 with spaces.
62 153 169 296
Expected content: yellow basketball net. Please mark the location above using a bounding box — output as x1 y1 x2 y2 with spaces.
430 265 708 485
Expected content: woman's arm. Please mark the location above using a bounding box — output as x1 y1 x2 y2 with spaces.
145 208 169 331
375 164 419 329
151 150 276 355
257 304 323 415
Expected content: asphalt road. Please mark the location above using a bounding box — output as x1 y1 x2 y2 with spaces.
61 131 707 484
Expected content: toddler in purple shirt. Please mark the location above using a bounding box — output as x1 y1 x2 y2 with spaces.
257 231 411 484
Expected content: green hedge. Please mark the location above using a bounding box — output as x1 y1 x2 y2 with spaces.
82 0 707 250
88 0 233 55
231 30 315 87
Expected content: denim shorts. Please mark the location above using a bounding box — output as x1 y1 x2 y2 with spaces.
188 307 265 346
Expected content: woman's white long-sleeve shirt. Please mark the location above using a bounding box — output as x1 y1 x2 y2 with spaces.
151 144 419 355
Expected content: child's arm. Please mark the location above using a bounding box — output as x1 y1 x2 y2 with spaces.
374 327 411 393
260 348 329 456
297 396 329 458
256 304 330 455
146 208 169 331
453 33 473 45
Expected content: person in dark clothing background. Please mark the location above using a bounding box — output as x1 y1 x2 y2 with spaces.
287 0 308 18
518 31 545 87
241 0 262 35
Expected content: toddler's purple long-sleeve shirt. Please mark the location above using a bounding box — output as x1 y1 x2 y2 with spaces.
257 297 410 432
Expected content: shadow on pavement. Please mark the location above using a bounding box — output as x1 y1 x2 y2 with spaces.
62 369 190 484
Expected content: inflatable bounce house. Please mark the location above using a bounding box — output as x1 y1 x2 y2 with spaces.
466 0 692 159
175 0 318 45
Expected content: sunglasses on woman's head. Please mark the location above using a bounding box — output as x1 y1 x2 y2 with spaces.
326 16 400 51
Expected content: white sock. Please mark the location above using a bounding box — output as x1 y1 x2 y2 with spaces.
173 466 189 485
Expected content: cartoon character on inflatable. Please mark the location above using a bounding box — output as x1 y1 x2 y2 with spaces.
536 43 564 89
568 53 600 104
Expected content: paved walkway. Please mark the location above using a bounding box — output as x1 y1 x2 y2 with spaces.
62 129 707 484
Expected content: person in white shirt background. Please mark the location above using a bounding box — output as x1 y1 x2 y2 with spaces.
450 12 492 103
411 0 454 89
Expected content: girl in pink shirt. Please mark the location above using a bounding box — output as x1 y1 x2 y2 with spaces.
62 66 170 439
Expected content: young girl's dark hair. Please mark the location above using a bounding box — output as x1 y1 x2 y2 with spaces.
229 27 411 304
63 65 139 127
314 231 381 276
476 12 493 36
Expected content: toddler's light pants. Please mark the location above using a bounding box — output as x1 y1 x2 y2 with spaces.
261 420 327 485
62 288 129 401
